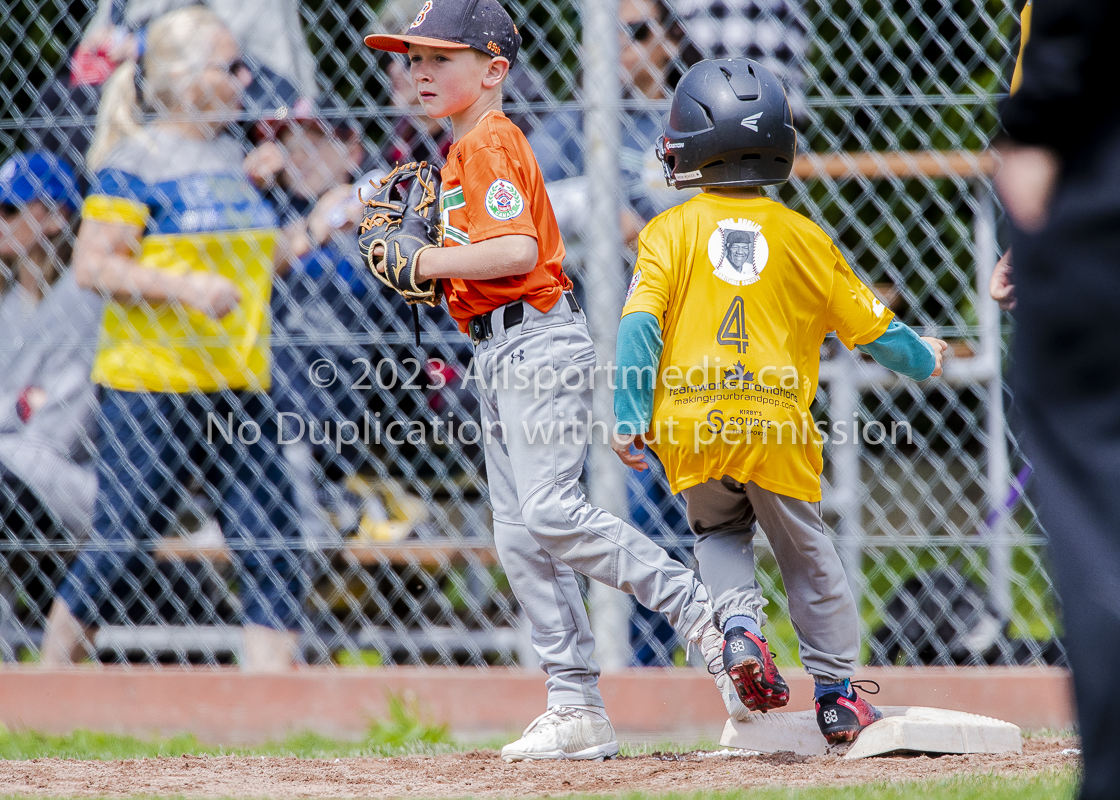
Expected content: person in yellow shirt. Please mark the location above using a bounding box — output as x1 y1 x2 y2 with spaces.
41 7 318 670
611 59 948 744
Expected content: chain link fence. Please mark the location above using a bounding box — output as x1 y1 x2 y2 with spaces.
0 0 1059 670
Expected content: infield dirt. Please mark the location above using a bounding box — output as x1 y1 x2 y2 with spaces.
0 736 1076 798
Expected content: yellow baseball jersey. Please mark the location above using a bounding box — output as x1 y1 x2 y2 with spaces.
622 193 892 501
83 131 277 393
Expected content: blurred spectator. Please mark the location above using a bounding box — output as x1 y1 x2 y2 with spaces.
0 153 79 353
256 94 478 526
675 0 808 119
40 6 312 670
82 0 315 97
997 1 1120 796
248 96 370 221
30 0 309 176
988 0 1034 312
529 0 701 264
0 152 103 543
250 98 384 482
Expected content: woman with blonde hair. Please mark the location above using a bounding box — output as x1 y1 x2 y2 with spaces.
42 6 311 670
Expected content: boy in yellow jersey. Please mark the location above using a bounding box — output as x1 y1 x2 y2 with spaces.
611 59 948 744
366 0 739 762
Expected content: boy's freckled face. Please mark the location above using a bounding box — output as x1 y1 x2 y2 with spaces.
407 44 491 119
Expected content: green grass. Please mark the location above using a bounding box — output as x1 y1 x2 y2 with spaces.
332 648 385 668
0 769 1078 799
0 695 452 760
0 698 1076 799
599 770 1077 799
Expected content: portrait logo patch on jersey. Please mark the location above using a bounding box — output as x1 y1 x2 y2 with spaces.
708 218 769 286
625 268 642 302
485 179 524 221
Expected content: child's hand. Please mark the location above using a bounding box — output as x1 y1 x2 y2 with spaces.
243 143 285 189
308 184 362 244
611 432 649 471
179 272 242 319
922 337 949 377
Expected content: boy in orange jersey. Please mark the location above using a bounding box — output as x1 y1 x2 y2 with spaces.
366 0 743 762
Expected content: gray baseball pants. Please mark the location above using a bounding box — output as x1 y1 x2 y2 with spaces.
681 476 859 682
472 295 709 708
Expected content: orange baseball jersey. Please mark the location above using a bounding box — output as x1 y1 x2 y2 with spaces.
438 110 572 329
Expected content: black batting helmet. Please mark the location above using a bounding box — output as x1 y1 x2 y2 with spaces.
656 58 797 189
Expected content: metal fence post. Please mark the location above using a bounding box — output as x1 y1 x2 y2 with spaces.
974 182 1012 622
580 0 631 670
830 347 864 617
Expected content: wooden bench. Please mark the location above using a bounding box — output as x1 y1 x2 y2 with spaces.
793 150 996 181
153 538 502 567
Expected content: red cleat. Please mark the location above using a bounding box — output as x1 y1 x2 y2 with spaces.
721 627 790 713
815 680 883 743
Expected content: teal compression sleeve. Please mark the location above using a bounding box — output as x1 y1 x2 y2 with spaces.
856 319 937 380
614 311 664 435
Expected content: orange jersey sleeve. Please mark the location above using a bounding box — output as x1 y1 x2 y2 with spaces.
438 112 571 330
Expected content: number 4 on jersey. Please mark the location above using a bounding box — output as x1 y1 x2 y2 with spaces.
717 296 749 353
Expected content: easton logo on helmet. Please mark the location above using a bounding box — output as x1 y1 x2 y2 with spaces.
741 112 763 131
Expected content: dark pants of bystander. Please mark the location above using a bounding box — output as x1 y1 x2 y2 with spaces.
56 389 304 632
1011 124 1120 800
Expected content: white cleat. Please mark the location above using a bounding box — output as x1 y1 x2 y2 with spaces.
500 706 620 762
687 608 752 722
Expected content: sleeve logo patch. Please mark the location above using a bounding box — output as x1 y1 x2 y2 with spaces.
625 268 642 302
485 179 524 221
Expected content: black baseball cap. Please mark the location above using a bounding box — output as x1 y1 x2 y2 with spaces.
365 0 521 65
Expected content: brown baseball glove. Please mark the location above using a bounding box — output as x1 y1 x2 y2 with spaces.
357 161 443 307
